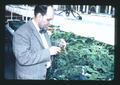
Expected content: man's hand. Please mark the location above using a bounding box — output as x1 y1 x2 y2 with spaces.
49 46 61 55
58 38 67 49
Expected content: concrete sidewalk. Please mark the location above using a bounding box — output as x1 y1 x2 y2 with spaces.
51 13 115 45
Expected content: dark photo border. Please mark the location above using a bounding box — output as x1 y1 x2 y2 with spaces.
1 0 119 85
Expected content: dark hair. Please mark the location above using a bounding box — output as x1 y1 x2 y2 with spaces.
34 5 51 16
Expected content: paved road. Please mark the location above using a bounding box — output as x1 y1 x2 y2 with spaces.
51 12 115 45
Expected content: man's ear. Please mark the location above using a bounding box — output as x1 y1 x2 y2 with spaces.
37 13 42 19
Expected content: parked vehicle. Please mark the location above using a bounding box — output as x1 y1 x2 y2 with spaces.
5 20 25 79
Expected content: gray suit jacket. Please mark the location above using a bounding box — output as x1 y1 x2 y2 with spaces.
12 20 51 80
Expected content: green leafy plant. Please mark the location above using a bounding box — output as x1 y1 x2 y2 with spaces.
47 29 114 80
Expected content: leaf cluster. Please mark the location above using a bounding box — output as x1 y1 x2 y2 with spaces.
47 29 114 80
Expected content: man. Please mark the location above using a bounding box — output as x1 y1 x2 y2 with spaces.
12 5 61 80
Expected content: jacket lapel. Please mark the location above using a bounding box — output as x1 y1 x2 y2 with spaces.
28 20 45 48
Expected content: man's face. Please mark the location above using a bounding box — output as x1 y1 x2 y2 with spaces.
39 6 54 29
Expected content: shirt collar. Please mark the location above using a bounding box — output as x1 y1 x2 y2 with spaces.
32 19 40 32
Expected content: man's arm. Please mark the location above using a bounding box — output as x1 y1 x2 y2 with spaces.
12 32 51 66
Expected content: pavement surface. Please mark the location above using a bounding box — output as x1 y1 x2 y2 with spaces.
51 11 115 45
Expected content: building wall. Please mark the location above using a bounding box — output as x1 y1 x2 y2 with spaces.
5 5 115 23
54 5 115 15
5 11 23 22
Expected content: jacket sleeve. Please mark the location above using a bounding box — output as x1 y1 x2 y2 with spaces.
12 32 51 66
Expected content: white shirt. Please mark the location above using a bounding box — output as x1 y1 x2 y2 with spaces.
32 19 51 68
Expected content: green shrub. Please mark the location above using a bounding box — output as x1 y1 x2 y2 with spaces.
47 29 114 80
